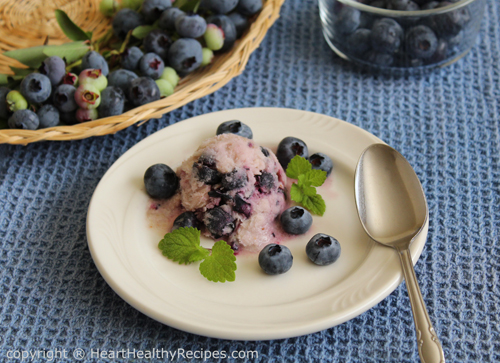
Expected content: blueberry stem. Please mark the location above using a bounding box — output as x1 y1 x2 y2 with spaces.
65 59 82 72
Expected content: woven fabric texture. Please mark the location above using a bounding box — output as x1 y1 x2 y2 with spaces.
1 0 499 362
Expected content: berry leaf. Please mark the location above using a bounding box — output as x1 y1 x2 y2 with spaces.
199 241 237 282
301 194 326 216
286 155 312 179
55 10 92 41
43 42 91 65
305 169 327 187
158 227 209 264
290 183 304 203
3 46 49 68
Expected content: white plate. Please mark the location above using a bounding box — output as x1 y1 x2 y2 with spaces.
87 107 427 341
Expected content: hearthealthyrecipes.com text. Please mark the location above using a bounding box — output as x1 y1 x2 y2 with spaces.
6 348 259 361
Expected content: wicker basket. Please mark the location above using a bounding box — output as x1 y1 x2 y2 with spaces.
0 0 284 145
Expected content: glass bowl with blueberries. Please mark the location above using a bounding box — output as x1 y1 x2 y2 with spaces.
319 0 486 70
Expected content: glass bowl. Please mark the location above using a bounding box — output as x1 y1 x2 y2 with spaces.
319 0 486 70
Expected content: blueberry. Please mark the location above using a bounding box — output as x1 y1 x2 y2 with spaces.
20 73 51 104
425 38 449 64
369 0 387 8
158 7 185 31
172 211 201 230
208 190 233 204
334 7 361 35
258 244 293 275
37 104 60 128
221 168 248 190
347 28 372 56
193 155 222 184
216 120 253 138
255 171 275 193
233 194 251 217
364 50 394 66
167 38 203 75
276 136 309 169
53 84 78 112
228 12 249 38
144 163 179 199
0 87 10 120
143 29 172 61
206 15 237 51
8 109 39 130
113 8 145 39
420 1 439 9
306 233 341 266
62 72 78 86
405 25 438 59
6 90 27 113
39 56 66 86
370 18 403 54
203 207 235 238
236 0 262 15
121 46 144 70
139 53 165 79
99 86 125 117
76 108 99 122
280 206 313 235
429 2 470 38
59 111 78 125
155 79 174 97
260 146 270 157
204 24 225 51
387 0 419 10
108 69 138 95
202 0 239 14
175 14 207 38
81 51 109 76
142 0 172 23
128 77 161 107
309 153 334 177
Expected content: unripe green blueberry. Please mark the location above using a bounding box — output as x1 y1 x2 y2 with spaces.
99 0 119 17
6 90 28 113
63 72 79 87
79 69 108 91
155 79 174 97
76 108 99 122
75 85 101 110
201 48 214 66
160 67 180 88
204 24 224 51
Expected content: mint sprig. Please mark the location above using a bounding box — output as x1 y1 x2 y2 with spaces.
158 227 236 282
286 156 327 216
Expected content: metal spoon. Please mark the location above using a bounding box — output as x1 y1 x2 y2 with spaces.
354 143 445 363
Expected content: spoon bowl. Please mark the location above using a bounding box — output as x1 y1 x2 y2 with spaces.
355 143 445 363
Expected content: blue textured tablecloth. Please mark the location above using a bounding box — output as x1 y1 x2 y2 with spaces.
1 0 499 361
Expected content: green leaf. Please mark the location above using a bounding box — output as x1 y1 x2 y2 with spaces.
3 46 49 68
301 194 326 216
132 25 155 39
43 42 91 64
55 10 92 41
199 241 237 282
9 66 33 77
290 183 303 203
301 184 317 197
174 0 201 12
304 169 327 187
158 227 209 264
0 74 11 85
286 155 311 179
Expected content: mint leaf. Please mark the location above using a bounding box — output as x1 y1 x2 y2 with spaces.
199 241 236 282
301 194 326 216
158 227 209 264
286 155 311 179
301 184 317 197
305 169 327 187
290 183 303 203
55 10 92 41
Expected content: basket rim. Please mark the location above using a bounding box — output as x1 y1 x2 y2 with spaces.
0 0 285 145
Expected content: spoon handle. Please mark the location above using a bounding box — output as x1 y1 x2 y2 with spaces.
398 248 445 363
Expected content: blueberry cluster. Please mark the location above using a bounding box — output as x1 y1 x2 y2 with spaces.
329 0 479 68
0 0 262 130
